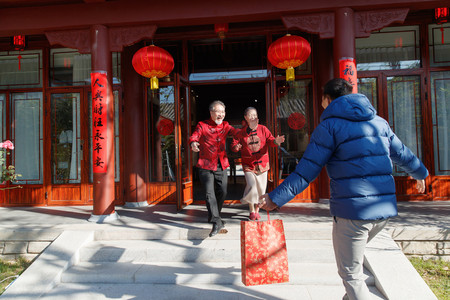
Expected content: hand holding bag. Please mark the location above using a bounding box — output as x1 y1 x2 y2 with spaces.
241 211 289 286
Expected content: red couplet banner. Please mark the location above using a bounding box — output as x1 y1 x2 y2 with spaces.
91 72 108 173
339 58 358 94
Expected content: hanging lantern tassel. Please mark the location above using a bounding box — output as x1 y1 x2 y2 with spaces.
286 67 295 81
17 55 22 71
150 77 159 90
441 26 445 44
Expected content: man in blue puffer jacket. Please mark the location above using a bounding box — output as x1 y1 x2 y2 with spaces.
260 78 428 300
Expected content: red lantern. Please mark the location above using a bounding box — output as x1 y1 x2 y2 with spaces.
268 34 311 81
435 7 449 24
288 112 306 130
156 116 174 136
435 7 449 44
132 45 174 90
13 35 26 51
215 23 228 50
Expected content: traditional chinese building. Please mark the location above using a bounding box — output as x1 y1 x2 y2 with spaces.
0 0 448 219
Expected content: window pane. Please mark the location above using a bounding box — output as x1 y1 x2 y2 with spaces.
51 93 81 184
0 50 42 89
356 26 420 71
386 76 423 175
276 79 312 179
357 78 378 109
50 48 121 86
89 91 120 182
190 36 266 73
148 86 176 182
428 24 450 67
50 49 91 86
431 71 450 175
11 92 43 184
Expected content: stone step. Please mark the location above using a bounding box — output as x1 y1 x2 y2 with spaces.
92 224 333 241
46 283 386 300
62 261 375 286
79 239 336 263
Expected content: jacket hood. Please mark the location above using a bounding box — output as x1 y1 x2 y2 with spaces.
320 93 376 122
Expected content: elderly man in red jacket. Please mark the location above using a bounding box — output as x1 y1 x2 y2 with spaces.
189 100 240 237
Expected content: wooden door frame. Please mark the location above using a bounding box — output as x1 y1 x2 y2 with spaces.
45 87 89 205
175 74 193 210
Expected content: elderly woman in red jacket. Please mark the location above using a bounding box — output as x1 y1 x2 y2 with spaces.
232 107 285 220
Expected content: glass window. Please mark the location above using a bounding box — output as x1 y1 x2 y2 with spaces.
431 71 450 175
0 50 42 89
276 79 313 179
386 76 423 176
428 24 450 67
50 48 121 86
148 86 176 182
89 91 120 182
356 26 420 71
11 92 43 184
51 93 81 184
357 78 378 109
189 36 266 74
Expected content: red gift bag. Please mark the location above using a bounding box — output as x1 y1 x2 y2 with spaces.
241 212 289 286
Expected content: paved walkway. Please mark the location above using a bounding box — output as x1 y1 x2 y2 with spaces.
0 201 447 300
0 201 448 230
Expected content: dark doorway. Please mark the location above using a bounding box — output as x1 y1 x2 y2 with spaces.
191 82 266 202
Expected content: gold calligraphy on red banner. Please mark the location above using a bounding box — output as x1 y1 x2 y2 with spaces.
91 72 108 173
339 58 358 94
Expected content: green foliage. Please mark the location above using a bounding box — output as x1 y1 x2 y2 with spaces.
409 257 450 300
0 148 21 184
0 258 31 294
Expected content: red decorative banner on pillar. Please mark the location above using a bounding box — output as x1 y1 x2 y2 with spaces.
91 72 108 173
339 58 358 93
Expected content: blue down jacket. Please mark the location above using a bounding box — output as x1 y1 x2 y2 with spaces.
269 93 428 220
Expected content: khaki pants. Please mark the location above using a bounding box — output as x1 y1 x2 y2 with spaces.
332 216 389 300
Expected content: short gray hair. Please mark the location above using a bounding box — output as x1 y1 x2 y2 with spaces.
209 100 226 112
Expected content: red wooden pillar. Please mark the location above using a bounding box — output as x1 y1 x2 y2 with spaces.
89 24 118 222
122 44 148 207
334 7 358 92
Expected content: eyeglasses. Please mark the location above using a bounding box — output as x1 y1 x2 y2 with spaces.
213 110 225 114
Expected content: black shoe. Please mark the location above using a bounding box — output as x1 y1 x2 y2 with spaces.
209 222 228 237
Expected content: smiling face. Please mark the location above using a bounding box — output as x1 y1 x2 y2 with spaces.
244 108 258 128
210 104 226 125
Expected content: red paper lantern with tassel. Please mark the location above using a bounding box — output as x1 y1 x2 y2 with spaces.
215 23 228 50
267 34 311 81
435 7 449 44
132 45 174 90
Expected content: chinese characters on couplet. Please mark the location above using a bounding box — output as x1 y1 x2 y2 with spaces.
91 72 108 173
339 58 358 94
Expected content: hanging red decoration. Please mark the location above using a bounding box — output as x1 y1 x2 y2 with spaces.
435 7 449 24
287 112 306 130
13 35 26 51
267 34 311 81
156 116 174 136
13 35 26 71
17 55 22 71
132 45 175 90
215 23 228 50
435 8 449 44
